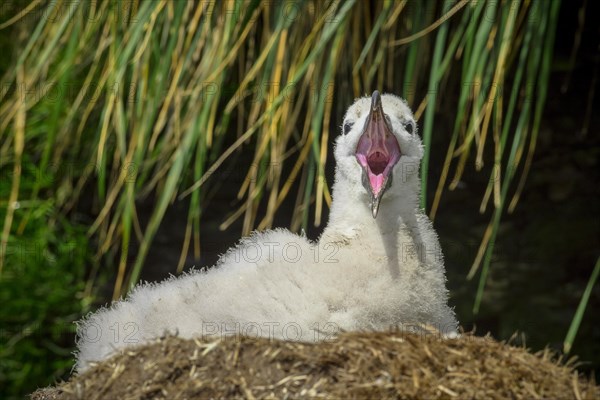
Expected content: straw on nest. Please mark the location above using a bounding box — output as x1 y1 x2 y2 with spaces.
32 331 597 399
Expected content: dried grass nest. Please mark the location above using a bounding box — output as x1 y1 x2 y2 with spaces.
32 330 597 399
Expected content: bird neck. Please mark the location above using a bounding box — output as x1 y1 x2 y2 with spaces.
320 172 436 280
321 176 421 242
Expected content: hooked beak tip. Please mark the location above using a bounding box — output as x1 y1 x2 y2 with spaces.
371 90 382 112
371 198 380 218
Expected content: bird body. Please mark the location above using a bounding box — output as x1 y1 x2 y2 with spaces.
75 92 458 372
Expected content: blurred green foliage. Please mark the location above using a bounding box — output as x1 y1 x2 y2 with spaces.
0 199 93 397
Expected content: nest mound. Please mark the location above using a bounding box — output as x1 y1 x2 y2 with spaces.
32 331 597 399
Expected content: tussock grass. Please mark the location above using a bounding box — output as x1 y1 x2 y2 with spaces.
32 330 599 399
0 1 563 320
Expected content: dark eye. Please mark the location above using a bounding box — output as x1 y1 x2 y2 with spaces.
404 121 415 134
384 114 392 125
343 121 354 135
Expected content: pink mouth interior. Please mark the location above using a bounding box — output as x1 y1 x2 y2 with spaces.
356 126 401 197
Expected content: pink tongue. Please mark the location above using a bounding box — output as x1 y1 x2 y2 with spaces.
369 172 385 196
355 120 401 197
367 153 388 195
355 155 388 196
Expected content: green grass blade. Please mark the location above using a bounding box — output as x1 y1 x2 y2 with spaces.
420 0 453 209
352 0 391 74
564 257 600 354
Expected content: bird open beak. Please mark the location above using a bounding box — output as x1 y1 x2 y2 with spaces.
355 91 402 218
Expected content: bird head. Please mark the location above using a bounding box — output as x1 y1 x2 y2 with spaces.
334 91 423 218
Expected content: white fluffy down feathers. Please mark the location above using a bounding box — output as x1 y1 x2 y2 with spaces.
75 93 458 372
